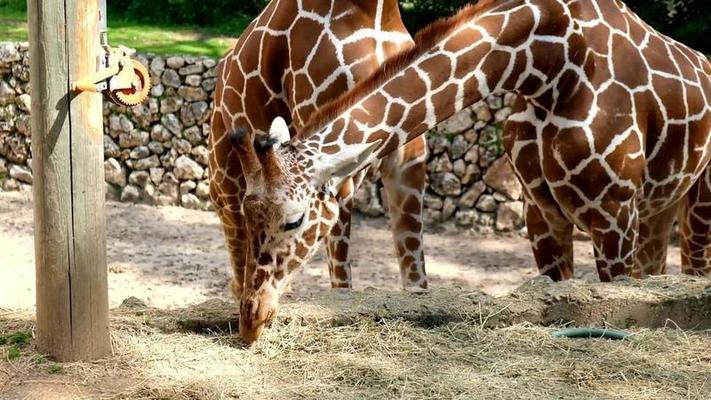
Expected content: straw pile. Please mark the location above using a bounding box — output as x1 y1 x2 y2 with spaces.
1 275 710 399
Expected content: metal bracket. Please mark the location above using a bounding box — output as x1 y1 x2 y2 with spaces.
71 44 151 106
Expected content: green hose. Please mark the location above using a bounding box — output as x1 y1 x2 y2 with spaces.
552 327 632 340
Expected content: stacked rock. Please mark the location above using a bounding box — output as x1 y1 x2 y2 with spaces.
102 54 215 210
352 94 524 232
0 42 524 231
0 42 32 192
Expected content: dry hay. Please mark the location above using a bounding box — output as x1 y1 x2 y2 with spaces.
0 275 710 399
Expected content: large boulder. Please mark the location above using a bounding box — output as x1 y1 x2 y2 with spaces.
119 130 150 148
448 135 470 159
161 69 181 88
174 155 204 180
0 43 21 67
353 180 384 217
496 201 525 231
430 172 461 197
458 181 486 209
120 185 141 202
133 155 161 171
437 109 474 134
475 194 498 213
0 81 15 105
483 158 522 200
104 158 126 187
9 164 32 184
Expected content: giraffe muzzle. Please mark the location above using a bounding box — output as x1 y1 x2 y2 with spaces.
239 290 279 344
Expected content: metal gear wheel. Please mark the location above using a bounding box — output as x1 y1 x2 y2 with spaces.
107 60 151 107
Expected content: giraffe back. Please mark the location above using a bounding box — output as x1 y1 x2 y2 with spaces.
560 0 711 216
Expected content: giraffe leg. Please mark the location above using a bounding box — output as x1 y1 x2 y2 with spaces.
503 99 574 281
209 109 248 301
679 166 711 276
211 194 248 303
324 176 356 289
524 196 575 281
633 204 680 278
379 135 428 289
589 199 638 282
222 220 247 300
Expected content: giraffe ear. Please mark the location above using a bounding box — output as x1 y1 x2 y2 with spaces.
268 117 291 145
320 140 383 182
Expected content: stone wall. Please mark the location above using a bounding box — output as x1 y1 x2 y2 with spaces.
0 42 524 232
353 95 524 232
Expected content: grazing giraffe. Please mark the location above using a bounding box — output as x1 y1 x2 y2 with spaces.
209 0 428 339
228 0 711 342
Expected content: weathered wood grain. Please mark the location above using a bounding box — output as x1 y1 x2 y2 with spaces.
28 0 110 361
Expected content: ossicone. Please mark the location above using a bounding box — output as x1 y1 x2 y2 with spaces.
268 117 291 145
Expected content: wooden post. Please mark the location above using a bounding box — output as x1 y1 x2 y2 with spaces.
27 0 110 361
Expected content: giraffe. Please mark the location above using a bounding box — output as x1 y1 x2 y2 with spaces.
226 0 711 342
209 0 429 341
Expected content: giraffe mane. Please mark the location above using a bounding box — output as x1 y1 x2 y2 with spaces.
297 0 503 139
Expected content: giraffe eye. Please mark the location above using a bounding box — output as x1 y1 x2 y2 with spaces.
282 213 305 231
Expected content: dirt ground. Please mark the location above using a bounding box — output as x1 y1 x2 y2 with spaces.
0 191 708 400
0 191 683 310
1 276 709 400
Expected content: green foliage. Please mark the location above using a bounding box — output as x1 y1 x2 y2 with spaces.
1 331 32 361
7 346 21 360
0 0 236 57
399 0 470 33
108 21 234 57
47 363 64 374
480 123 505 158
0 0 27 41
0 0 25 12
2 0 709 55
108 0 266 33
624 0 710 52
0 331 32 346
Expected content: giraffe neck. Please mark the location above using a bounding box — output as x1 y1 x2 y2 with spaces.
299 0 582 160
266 0 412 130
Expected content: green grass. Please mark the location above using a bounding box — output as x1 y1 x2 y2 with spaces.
47 363 64 374
1 329 32 361
7 346 21 360
108 20 237 58
0 3 26 42
0 330 32 346
0 3 246 58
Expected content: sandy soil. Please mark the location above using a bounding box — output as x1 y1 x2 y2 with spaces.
0 191 682 310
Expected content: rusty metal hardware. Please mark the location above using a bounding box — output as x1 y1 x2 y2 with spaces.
71 0 150 107
71 44 151 107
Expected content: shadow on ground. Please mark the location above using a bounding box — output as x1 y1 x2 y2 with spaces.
1 275 710 399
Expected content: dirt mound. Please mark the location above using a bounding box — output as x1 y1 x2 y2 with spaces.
123 274 711 335
507 275 711 330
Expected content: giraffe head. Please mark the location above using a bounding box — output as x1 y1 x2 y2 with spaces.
232 117 380 343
